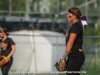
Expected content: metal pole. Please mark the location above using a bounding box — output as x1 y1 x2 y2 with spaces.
8 0 12 16
52 15 55 31
71 0 74 6
32 23 37 74
26 0 29 17
37 0 39 11
99 0 100 20
85 0 88 17
57 0 59 15
29 22 37 75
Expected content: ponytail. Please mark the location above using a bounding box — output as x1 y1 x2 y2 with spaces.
81 16 88 30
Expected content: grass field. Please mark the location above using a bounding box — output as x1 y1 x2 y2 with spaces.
81 64 100 75
58 63 100 75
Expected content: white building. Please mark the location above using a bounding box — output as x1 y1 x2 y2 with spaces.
5 30 66 75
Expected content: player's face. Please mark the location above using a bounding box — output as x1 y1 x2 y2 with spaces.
67 12 76 22
0 31 5 38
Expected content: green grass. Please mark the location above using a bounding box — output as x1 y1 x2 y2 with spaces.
58 63 100 75
81 64 100 75
81 69 100 75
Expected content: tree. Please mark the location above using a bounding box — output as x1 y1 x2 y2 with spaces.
12 0 26 11
0 0 26 16
0 0 9 10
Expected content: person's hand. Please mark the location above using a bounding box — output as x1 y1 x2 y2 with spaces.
58 57 66 64
57 59 61 65
4 57 10 63
55 57 67 71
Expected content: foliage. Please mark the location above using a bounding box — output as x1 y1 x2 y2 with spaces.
12 0 26 11
0 0 9 10
0 0 99 34
0 0 26 11
0 0 99 16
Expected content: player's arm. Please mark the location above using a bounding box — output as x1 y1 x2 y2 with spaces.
7 44 16 58
66 33 77 52
62 33 77 59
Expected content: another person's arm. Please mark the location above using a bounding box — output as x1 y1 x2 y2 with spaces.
7 38 16 59
7 44 16 58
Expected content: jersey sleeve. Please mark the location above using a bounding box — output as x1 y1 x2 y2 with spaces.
9 38 15 46
70 24 80 35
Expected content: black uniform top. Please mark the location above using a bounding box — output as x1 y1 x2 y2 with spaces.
66 21 83 50
0 37 15 57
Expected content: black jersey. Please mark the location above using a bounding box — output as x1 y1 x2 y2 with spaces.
0 37 15 56
66 21 83 50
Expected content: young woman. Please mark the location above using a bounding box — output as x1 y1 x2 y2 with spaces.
61 7 85 75
0 28 16 75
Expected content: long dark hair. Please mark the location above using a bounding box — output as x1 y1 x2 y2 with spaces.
68 7 82 20
68 7 85 30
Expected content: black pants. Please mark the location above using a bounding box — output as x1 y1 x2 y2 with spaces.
1 57 13 75
66 52 85 75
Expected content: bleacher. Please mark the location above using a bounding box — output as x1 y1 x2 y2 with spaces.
0 14 99 34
